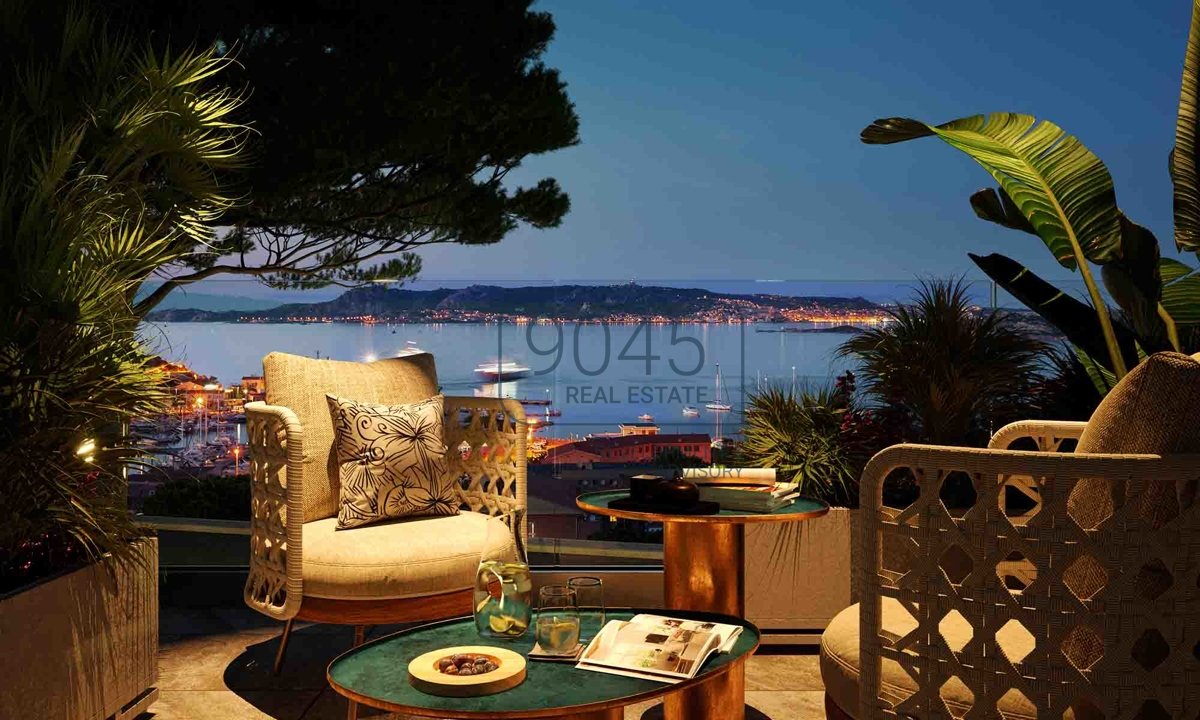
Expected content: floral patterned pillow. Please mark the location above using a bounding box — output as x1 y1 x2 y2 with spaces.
326 393 459 529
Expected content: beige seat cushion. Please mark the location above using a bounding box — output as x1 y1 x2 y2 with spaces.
820 600 1050 719
301 512 513 600
263 352 440 521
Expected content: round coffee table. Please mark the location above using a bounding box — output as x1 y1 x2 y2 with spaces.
326 609 760 720
575 490 828 720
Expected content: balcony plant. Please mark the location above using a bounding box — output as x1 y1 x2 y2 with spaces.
0 4 247 718
860 3 1200 381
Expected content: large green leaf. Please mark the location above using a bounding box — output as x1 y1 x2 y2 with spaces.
970 187 1036 234
970 252 1141 373
863 114 1122 268
1162 260 1200 324
1161 257 1196 283
1172 0 1200 257
1100 216 1170 351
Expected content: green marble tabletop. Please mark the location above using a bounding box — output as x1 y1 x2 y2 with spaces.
576 489 828 521
327 609 759 717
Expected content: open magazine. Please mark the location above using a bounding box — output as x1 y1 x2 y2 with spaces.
575 613 743 683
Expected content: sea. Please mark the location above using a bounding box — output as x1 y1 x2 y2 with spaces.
141 321 863 439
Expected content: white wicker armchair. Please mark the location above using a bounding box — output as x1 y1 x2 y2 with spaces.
240 352 527 677
851 426 1200 718
821 347 1200 720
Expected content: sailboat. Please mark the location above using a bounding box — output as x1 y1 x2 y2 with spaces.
705 363 732 411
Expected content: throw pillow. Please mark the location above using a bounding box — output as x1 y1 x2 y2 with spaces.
326 393 459 529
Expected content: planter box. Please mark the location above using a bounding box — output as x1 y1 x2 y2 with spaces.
0 538 158 720
745 507 858 643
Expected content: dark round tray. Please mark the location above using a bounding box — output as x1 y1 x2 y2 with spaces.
608 497 720 515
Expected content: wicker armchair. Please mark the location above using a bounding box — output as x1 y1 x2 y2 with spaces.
821 350 1200 719
241 352 526 677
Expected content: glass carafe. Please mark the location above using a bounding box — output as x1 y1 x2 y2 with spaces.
473 509 532 639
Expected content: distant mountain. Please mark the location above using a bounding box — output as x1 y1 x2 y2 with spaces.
144 283 880 322
137 287 282 313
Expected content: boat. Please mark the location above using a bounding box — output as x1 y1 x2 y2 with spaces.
637 413 654 422
474 361 532 381
397 340 426 357
682 406 700 417
705 363 733 411
545 407 562 417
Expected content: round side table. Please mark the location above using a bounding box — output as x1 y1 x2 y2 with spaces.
326 609 760 720
575 490 829 720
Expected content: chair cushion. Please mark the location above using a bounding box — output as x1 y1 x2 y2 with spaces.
301 512 513 600
327 393 457 529
1068 351 1200 530
263 351 439 521
820 600 1040 719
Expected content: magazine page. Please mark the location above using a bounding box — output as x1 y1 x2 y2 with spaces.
628 613 744 653
576 618 722 681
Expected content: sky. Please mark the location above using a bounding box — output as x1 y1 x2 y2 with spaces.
188 0 1195 304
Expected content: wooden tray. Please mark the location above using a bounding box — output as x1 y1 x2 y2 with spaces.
407 645 526 697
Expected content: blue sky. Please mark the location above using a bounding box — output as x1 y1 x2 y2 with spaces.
190 0 1194 302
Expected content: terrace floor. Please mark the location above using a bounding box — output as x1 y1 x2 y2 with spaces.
142 594 828 720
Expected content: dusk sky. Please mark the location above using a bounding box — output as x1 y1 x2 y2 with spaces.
193 0 1194 302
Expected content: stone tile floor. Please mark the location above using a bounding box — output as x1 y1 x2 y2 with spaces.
140 603 827 720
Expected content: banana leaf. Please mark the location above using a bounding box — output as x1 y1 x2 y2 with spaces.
970 187 1036 235
1075 346 1118 396
863 113 1128 376
973 184 1170 347
1173 0 1200 258
1100 216 1170 351
863 114 1121 268
969 252 1140 373
1162 260 1200 324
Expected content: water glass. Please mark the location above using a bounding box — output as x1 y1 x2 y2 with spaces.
535 585 580 655
567 576 605 643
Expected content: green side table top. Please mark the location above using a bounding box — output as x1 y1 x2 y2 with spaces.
576 489 829 524
327 609 760 718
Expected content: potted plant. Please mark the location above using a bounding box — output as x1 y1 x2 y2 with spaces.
736 279 1049 638
0 6 247 718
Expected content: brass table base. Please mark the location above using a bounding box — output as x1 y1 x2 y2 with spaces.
663 522 746 616
661 521 747 720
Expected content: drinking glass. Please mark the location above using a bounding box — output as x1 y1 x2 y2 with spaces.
567 576 605 643
473 511 532 639
535 585 581 655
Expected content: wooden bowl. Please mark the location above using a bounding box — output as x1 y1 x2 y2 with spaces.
407 645 526 697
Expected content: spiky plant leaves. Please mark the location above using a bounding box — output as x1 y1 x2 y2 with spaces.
738 385 856 508
0 3 248 590
837 278 1049 447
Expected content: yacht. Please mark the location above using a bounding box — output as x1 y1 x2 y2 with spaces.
397 340 427 357
474 361 532 381
705 363 733 411
682 406 700 417
637 413 654 422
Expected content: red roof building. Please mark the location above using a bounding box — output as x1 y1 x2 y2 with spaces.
539 433 711 466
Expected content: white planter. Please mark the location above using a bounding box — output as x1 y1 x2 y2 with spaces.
0 538 158 720
744 507 857 643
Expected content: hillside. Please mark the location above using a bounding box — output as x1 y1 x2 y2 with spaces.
144 283 880 322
